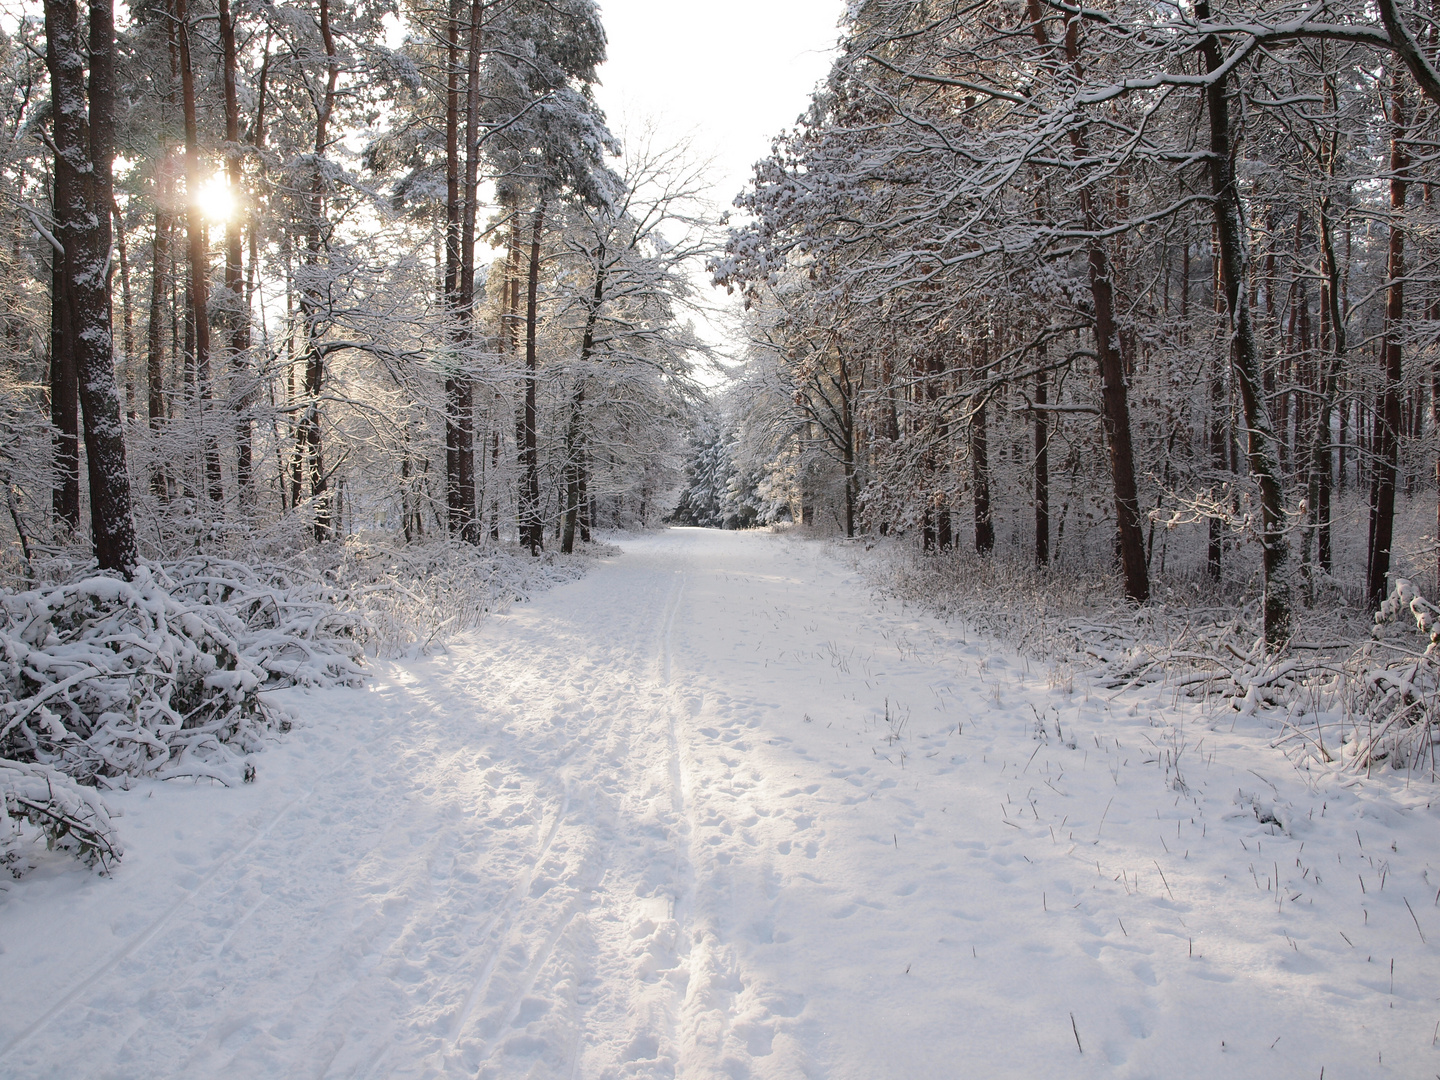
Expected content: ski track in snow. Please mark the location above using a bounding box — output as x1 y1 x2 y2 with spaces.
3 528 1440 1077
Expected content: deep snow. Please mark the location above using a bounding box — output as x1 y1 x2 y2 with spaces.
2 528 1438 1078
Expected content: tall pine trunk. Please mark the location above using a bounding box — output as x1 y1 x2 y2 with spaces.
1199 2 1291 645
46 0 137 571
112 198 136 419
175 0 222 508
218 0 252 503
442 0 464 538
1034 346 1050 566
50 239 79 530
452 0 483 542
562 242 605 554
1029 1 1148 601
518 202 545 554
1207 314 1225 581
1369 69 1409 609
1314 190 1347 577
145 199 171 494
561 380 584 554
972 335 993 555
297 0 339 541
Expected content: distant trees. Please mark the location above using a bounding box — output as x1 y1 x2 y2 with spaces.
715 0 1440 645
553 134 712 548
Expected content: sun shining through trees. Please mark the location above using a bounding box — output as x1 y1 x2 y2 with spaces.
192 173 234 224
8 0 1440 1075
1 0 707 569
0 0 711 865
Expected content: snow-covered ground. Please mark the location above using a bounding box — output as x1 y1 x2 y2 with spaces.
2 528 1438 1078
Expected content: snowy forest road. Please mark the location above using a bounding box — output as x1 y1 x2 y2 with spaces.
3 528 1440 1079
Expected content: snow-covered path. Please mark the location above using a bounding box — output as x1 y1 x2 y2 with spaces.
3 528 1440 1078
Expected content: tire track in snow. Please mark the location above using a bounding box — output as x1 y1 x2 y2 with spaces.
404 555 686 1077
445 789 571 1052
659 567 684 687
470 902 582 1072
0 778 325 1063
654 559 738 1079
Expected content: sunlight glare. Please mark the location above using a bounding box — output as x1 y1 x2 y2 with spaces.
195 174 235 222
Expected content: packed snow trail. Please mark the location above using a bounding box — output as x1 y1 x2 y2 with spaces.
3 529 1440 1078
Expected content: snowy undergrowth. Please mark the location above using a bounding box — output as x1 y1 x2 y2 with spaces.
1 759 121 873
312 536 615 656
848 539 1440 778
0 536 609 875
0 564 365 874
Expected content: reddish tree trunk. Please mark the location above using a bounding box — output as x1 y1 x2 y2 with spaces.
519 203 546 554
218 0 253 501
1369 70 1409 609
1034 349 1050 566
1029 0 1148 602
175 0 222 507
50 244 79 531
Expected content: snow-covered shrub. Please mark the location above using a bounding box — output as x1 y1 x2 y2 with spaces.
846 538 1440 776
162 557 369 686
851 537 1132 659
1348 578 1440 769
0 533 601 874
317 537 605 656
0 569 278 784
0 563 368 872
1 758 121 873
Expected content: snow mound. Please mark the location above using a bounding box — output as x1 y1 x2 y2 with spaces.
0 538 605 874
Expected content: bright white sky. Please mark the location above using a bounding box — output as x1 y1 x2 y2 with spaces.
592 1 846 218
590 1 846 373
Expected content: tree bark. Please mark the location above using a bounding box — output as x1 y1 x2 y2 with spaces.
1207 308 1225 582
1369 69 1409 609
452 0 483 542
1314 192 1347 577
50 239 79 531
442 0 463 538
1432 313 1440 595
1034 348 1050 566
175 0 223 508
45 0 138 571
112 197 136 420
297 0 339 541
1030 1 1148 601
561 380 584 554
581 447 594 542
218 0 253 502
563 242 606 554
519 202 545 554
146 204 170 431
841 352 857 539
1199 2 1292 645
972 344 993 556
47 0 81 532
1085 228 1148 601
